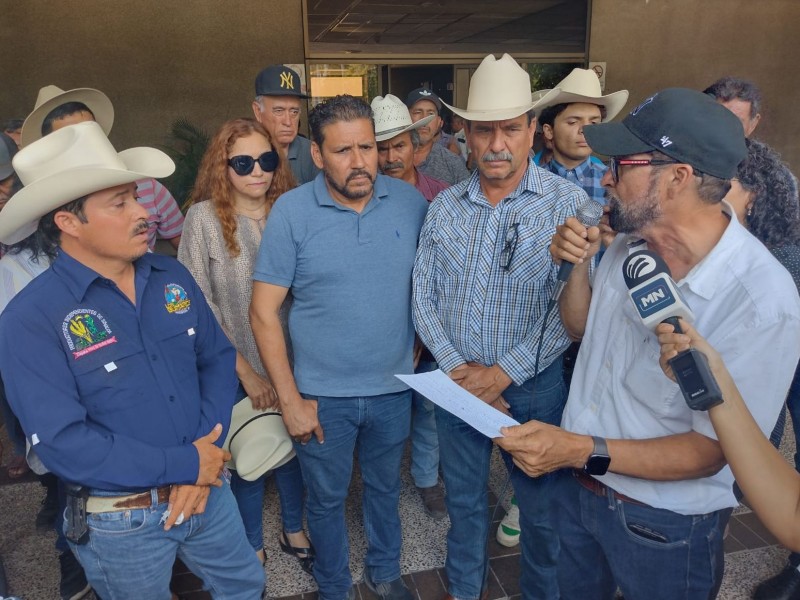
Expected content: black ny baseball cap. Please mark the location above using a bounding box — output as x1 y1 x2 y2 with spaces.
583 88 747 179
254 65 309 98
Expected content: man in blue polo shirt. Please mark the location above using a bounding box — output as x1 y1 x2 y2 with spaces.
0 121 264 600
250 94 428 600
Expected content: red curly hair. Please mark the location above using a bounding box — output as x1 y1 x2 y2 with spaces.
187 118 296 257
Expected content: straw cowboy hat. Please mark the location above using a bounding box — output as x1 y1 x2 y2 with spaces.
532 68 629 122
0 121 174 245
223 397 295 481
371 94 434 142
20 85 114 148
443 54 538 122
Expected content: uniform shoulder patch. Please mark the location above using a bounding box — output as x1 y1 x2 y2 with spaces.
164 283 191 315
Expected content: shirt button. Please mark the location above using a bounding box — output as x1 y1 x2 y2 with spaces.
169 395 176 402
182 437 187 444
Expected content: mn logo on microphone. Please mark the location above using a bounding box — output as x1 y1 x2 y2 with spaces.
632 279 674 315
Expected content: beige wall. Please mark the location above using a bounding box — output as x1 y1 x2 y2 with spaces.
1 0 306 149
589 0 800 171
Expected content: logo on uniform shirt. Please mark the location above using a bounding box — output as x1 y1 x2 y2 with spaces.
62 310 117 359
164 283 191 314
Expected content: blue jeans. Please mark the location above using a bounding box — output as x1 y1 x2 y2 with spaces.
69 481 264 600
555 473 725 599
230 456 306 551
411 360 440 488
436 358 566 600
295 391 411 600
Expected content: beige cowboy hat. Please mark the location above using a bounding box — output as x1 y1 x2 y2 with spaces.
443 54 537 122
223 397 295 481
0 121 174 245
20 85 114 148
532 68 629 122
371 94 434 142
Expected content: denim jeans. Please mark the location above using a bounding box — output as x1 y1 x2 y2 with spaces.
230 455 306 551
295 391 411 600
436 358 566 600
69 481 264 600
411 360 440 488
555 473 725 600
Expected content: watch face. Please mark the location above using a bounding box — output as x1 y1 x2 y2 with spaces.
585 455 611 476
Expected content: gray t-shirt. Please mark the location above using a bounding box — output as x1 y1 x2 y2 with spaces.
417 143 470 185
287 135 321 185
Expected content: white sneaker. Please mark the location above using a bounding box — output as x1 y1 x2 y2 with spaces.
496 497 520 547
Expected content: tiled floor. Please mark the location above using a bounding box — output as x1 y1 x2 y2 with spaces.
0 425 795 600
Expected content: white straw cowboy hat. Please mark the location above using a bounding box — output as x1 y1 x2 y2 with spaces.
443 54 537 122
371 94 434 142
223 398 295 481
0 121 174 245
532 68 629 122
20 85 114 148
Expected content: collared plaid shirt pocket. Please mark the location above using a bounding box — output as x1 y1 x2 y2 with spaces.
433 221 471 279
504 222 552 285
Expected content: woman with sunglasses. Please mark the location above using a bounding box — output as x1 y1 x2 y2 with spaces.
178 118 314 573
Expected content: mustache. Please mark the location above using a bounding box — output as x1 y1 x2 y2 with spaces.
482 151 514 162
382 161 404 171
347 169 373 183
131 220 149 237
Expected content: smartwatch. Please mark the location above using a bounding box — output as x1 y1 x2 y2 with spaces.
584 436 611 476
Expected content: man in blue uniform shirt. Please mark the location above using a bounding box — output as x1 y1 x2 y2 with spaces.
0 121 264 599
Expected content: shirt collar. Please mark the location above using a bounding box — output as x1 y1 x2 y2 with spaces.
460 157 542 206
52 250 164 302
624 201 745 301
547 157 596 179
287 137 300 160
312 171 387 212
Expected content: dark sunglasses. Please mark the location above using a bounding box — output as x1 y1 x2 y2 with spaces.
609 157 677 183
500 223 520 271
228 150 280 176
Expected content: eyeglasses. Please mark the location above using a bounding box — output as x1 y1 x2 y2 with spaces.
228 151 280 176
500 223 520 271
609 157 677 183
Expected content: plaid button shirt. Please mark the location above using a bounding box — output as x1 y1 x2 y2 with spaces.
543 157 608 205
412 159 589 385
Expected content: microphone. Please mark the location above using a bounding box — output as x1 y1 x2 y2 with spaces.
621 250 694 330
621 250 722 410
549 199 604 308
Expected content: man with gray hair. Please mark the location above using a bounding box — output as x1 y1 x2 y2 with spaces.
252 64 320 184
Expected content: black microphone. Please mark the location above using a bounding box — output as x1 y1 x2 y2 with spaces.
548 199 604 308
621 250 722 411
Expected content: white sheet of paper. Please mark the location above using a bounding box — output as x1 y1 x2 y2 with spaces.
396 369 519 438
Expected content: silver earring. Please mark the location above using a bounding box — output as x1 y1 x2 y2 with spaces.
747 205 753 217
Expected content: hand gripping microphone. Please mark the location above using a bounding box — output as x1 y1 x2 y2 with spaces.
621 250 722 411
548 199 604 309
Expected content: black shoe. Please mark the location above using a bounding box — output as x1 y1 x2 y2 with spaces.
364 572 412 600
416 482 447 521
59 550 91 600
35 489 59 534
279 530 315 575
754 564 800 600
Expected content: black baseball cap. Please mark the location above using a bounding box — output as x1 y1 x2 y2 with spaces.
583 88 747 179
405 88 442 113
254 65 309 98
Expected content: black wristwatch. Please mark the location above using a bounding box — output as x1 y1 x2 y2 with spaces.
584 436 611 476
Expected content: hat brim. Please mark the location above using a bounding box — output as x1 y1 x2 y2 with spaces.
533 89 629 122
582 121 654 159
0 147 173 245
441 100 537 123
20 88 115 148
258 90 310 99
375 114 435 142
223 398 295 481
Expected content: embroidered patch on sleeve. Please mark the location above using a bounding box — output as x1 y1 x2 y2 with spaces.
62 310 117 359
164 283 191 314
